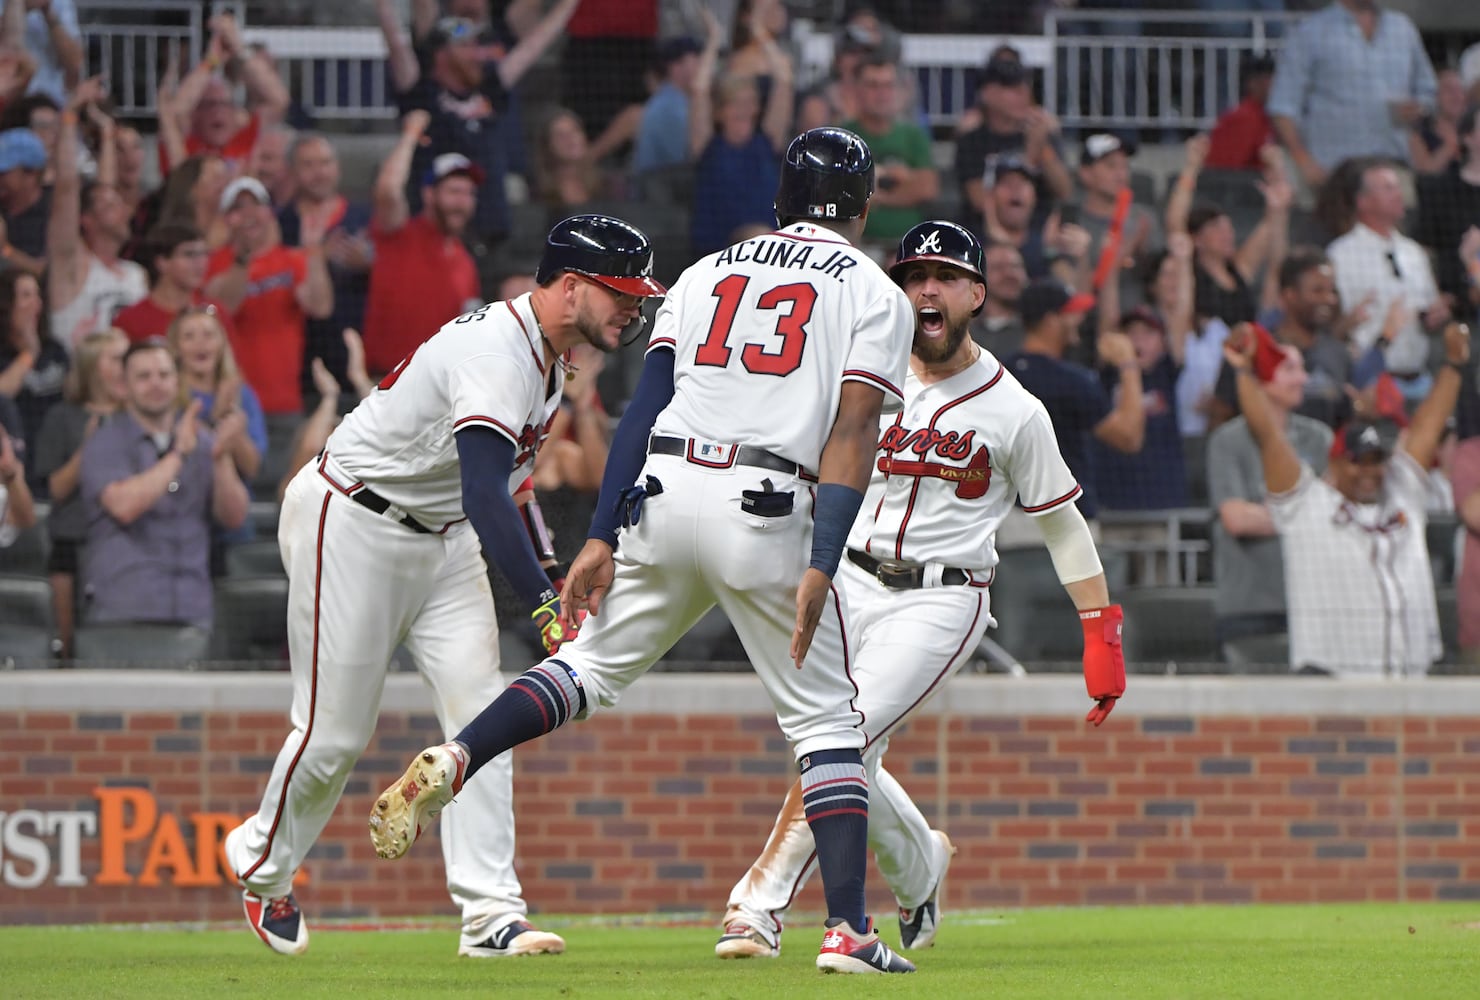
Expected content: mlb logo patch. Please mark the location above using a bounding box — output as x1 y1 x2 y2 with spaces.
687 440 737 468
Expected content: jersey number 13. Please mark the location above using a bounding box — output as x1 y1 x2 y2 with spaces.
694 275 816 377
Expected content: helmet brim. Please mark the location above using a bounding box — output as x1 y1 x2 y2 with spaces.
888 254 984 283
588 273 668 298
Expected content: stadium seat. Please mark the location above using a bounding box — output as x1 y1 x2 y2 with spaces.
1221 633 1290 674
73 623 212 667
226 540 285 578
0 623 53 667
632 164 696 207
249 500 281 539
1426 514 1459 587
990 547 1082 664
0 573 53 631
212 578 290 665
0 522 50 577
1119 585 1219 669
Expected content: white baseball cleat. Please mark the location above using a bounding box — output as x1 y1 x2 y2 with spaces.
369 742 468 860
714 920 780 959
460 920 566 957
899 829 957 950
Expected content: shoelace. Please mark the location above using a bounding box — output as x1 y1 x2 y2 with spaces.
266 896 297 921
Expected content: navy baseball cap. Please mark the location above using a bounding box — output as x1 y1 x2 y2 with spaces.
988 153 1037 184
657 35 702 68
1331 419 1400 462
1021 279 1095 329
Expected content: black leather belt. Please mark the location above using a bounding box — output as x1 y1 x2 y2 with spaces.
847 549 968 590
648 435 817 482
351 487 433 534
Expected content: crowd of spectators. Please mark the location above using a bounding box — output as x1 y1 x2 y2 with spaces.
0 0 1477 677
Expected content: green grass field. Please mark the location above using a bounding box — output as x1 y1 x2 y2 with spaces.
5 904 1477 999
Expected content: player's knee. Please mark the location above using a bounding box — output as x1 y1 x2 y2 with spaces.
299 734 370 780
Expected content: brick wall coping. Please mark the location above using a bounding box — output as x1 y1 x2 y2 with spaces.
3 671 1478 716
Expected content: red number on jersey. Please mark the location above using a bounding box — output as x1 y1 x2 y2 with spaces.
695 276 817 377
376 345 421 391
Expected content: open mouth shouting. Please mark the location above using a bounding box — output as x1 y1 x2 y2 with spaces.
918 304 947 339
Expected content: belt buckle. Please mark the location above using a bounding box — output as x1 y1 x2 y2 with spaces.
874 562 917 589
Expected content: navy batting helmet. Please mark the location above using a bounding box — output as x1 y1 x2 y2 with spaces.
889 221 987 314
774 127 874 225
535 214 667 297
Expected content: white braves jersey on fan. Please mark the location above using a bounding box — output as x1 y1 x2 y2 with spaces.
849 351 1081 573
325 293 560 525
648 223 912 470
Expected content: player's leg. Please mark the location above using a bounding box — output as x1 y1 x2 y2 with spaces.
401 531 564 957
226 470 431 954
371 459 715 858
704 480 908 973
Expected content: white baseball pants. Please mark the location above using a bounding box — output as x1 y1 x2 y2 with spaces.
550 452 866 756
723 556 993 941
225 464 529 942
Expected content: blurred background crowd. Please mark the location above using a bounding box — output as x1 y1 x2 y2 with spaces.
0 0 1478 678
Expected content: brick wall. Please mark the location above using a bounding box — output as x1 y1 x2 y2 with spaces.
3 674 1479 925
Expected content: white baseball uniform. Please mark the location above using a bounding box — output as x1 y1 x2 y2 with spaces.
723 348 1083 944
549 222 913 756
225 293 560 946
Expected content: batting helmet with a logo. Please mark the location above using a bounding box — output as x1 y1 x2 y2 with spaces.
888 220 987 314
774 127 874 226
535 214 667 297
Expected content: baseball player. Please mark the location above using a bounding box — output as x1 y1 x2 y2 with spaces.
714 221 1127 960
223 214 666 957
368 127 922 974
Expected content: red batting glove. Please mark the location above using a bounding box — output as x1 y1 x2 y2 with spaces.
1080 605 1126 727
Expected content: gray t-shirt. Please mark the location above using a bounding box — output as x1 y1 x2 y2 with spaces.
1207 414 1332 619
33 402 92 543
972 314 1025 359
79 410 218 628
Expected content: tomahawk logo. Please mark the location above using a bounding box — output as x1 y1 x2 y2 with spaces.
914 229 942 255
1359 426 1380 449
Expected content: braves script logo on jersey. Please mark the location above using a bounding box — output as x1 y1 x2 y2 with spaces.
913 229 943 255
516 415 556 467
876 425 992 500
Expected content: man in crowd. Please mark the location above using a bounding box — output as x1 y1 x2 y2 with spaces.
1326 158 1447 404
1268 0 1436 188
842 54 938 251
1229 320 1468 676
954 48 1073 224
974 242 1027 357
632 36 703 176
1073 133 1159 276
0 127 49 274
278 134 373 392
79 339 248 630
205 176 334 416
362 109 480 378
113 224 232 343
47 88 146 349
1004 279 1146 526
0 0 80 105
1208 323 1333 657
1416 105 1480 311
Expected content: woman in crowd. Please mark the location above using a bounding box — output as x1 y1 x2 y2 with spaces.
145 153 230 253
167 304 265 493
0 268 67 461
32 327 128 658
534 108 615 210
1409 68 1469 176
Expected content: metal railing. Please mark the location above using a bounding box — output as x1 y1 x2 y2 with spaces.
1043 9 1303 132
75 6 1306 130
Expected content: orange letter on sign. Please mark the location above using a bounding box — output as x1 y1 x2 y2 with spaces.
94 787 158 886
137 813 198 887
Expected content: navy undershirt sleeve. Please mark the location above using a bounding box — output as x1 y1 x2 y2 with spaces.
588 347 676 547
455 426 553 610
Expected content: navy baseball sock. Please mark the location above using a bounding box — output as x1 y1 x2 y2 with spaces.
799 748 869 932
455 660 586 782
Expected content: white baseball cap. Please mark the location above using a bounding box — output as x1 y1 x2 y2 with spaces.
1461 42 1480 95
219 176 271 213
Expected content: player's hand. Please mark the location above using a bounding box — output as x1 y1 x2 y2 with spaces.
560 538 615 624
1080 605 1125 727
790 568 831 669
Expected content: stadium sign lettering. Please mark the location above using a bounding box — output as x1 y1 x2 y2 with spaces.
0 789 304 890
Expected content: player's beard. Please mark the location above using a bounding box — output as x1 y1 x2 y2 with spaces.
913 314 970 367
573 310 620 354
